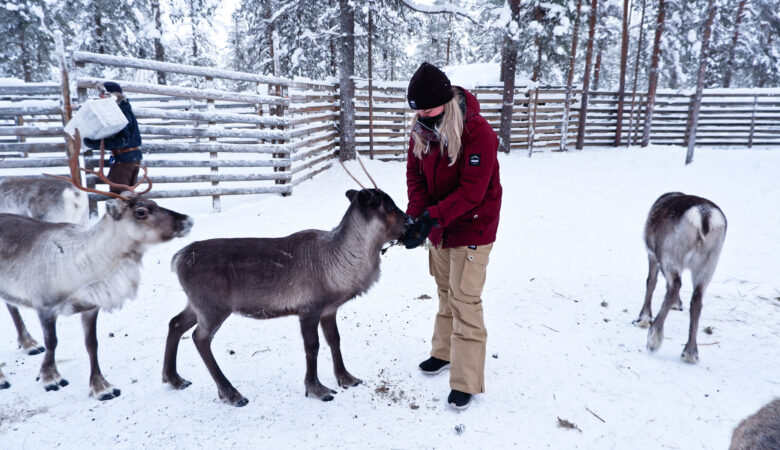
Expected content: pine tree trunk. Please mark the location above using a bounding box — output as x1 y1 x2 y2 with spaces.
628 0 647 146
498 0 522 154
722 0 745 88
593 47 602 90
338 0 356 161
152 0 167 84
614 0 630 146
560 0 583 152
575 0 599 150
640 0 666 148
685 0 716 165
329 0 337 77
95 14 105 54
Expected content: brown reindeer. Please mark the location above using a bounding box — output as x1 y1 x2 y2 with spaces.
162 187 408 407
633 192 727 363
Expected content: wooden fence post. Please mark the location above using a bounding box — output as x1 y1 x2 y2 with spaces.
748 95 757 148
205 76 220 212
272 82 290 196
74 60 98 217
529 87 540 157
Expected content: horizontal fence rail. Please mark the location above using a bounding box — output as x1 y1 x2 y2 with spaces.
2 51 779 213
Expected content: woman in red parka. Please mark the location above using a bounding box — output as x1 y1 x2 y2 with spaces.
401 62 502 410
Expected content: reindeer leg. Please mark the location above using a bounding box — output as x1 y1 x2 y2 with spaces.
634 255 659 328
7 303 44 355
162 305 198 390
191 309 247 407
0 365 9 389
647 270 682 353
682 285 704 363
36 311 68 391
320 313 362 389
301 312 336 401
81 308 120 400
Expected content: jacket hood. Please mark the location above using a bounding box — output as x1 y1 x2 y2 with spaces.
454 86 481 120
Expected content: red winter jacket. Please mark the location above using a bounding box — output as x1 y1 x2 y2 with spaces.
406 87 502 248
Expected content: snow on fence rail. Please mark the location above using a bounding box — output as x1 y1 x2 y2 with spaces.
0 53 341 213
2 52 779 212
352 83 780 154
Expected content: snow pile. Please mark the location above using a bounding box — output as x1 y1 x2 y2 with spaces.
0 145 778 448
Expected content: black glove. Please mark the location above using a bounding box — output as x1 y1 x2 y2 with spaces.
402 210 437 249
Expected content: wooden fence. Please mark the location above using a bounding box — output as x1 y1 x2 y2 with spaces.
351 83 780 156
2 54 779 212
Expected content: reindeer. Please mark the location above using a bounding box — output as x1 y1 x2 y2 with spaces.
0 132 193 398
0 176 90 356
730 398 780 450
163 163 408 407
633 192 727 363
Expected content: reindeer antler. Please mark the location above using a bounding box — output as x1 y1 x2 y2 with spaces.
46 129 152 199
339 155 378 190
356 155 378 189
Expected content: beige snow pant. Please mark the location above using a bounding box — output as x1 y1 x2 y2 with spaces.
428 243 492 394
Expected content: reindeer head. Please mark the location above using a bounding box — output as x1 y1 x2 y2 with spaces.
345 189 408 243
105 195 193 244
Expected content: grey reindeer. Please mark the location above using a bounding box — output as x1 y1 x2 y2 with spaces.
163 186 408 407
0 136 193 398
730 398 780 450
0 176 90 356
633 192 727 363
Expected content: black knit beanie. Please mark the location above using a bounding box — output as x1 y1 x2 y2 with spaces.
407 62 454 110
102 81 123 94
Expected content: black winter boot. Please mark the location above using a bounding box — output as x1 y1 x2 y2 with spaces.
447 389 472 410
418 356 450 375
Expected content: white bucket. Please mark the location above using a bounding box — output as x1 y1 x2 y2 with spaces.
64 98 129 140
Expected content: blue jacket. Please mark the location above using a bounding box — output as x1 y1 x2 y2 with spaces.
84 98 142 163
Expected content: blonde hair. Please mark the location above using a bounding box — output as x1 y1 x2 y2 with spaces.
411 92 463 166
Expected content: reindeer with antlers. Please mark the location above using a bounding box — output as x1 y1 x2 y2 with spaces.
0 131 193 399
163 160 409 406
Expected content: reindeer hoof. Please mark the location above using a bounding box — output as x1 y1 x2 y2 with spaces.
681 351 699 364
321 394 334 402
219 390 248 407
632 317 651 328
44 383 60 392
0 380 10 390
646 328 663 352
98 392 116 401
27 346 45 356
59 378 69 387
164 374 192 390
97 388 121 401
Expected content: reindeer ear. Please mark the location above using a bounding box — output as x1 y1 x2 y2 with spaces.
346 189 358 202
357 189 376 207
105 197 127 219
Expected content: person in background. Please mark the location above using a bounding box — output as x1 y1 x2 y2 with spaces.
83 81 142 194
401 62 502 410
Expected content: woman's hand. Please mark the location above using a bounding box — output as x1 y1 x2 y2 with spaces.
401 210 437 249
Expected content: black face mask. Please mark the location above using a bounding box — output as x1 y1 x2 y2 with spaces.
417 111 444 130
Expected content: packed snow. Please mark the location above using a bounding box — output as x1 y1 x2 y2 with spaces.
0 145 778 448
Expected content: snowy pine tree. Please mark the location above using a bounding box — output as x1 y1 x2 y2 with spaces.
0 0 56 82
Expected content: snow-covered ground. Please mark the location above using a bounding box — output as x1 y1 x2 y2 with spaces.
1 145 778 449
